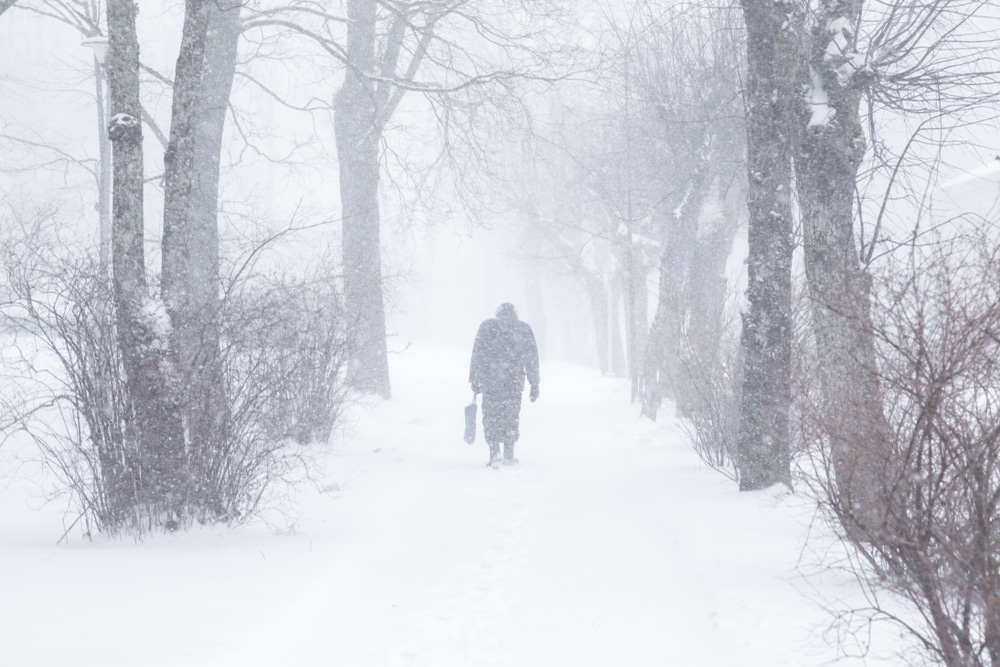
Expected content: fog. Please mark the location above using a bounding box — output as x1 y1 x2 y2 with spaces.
0 4 609 373
7 3 1000 665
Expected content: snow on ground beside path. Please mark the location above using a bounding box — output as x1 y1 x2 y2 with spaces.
0 345 904 666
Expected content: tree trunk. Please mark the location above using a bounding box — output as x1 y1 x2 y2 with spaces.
106 0 186 522
650 166 709 407
608 280 627 377
585 275 611 375
623 248 649 401
641 247 671 420
797 0 891 523
736 0 800 491
335 0 391 398
161 0 211 510
642 175 740 421
184 0 241 514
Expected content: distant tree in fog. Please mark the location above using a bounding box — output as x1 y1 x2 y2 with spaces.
501 1 744 394
631 2 745 423
321 0 568 397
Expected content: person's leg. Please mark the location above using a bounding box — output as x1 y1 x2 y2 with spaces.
481 393 503 463
500 393 523 462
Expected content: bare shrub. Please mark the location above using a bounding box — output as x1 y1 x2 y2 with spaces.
672 279 746 480
0 229 141 536
0 223 349 538
804 231 1000 667
222 273 349 447
675 333 742 480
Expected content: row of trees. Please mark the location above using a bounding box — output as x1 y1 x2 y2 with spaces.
480 1 1000 665
726 1 1000 665
5 0 1000 662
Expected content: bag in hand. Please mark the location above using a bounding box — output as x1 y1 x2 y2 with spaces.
464 395 477 444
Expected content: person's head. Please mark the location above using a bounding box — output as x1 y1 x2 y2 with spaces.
495 302 518 320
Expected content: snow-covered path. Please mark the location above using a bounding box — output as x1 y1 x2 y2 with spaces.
0 346 898 666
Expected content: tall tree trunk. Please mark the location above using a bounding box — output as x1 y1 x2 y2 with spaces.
608 282 627 377
623 248 649 401
641 247 672 420
797 0 891 523
106 0 185 522
335 0 391 398
736 0 800 490
161 0 211 510
648 165 710 409
642 175 740 421
185 0 241 514
585 276 611 375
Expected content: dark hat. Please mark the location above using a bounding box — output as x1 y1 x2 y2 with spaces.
495 302 518 319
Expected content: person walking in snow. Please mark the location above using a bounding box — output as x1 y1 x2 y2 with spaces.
469 303 540 468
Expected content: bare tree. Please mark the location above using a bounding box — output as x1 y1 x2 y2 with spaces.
495 95 636 379
328 0 571 398
105 0 187 522
628 1 746 422
186 0 242 447
795 0 1000 525
795 0 893 524
333 0 391 397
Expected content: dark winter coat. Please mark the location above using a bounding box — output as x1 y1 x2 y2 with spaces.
469 315 540 396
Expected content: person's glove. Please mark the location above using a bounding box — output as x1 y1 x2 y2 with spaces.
471 380 480 394
529 384 539 402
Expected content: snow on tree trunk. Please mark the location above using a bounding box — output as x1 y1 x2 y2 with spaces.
797 1 891 525
335 0 391 399
161 0 211 511
736 0 800 491
106 0 186 523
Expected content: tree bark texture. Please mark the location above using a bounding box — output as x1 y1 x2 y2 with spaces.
335 0 391 398
736 0 800 490
160 0 211 510
797 0 891 524
183 0 241 515
106 0 186 521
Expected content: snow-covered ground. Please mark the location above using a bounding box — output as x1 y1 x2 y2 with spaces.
0 345 903 666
